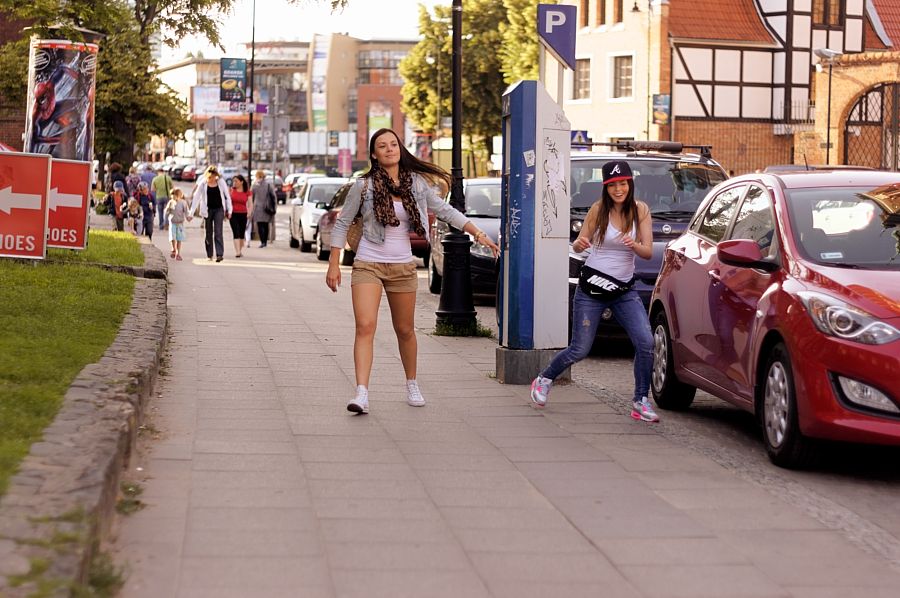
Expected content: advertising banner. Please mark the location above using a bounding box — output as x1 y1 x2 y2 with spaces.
47 159 91 249
219 58 247 102
310 34 329 132
23 39 99 161
652 94 671 125
0 152 52 259
367 101 392 140
338 148 352 176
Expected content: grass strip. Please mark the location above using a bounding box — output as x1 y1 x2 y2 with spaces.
0 260 135 496
46 230 144 267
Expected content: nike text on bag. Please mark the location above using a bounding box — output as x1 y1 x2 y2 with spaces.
577 263 635 300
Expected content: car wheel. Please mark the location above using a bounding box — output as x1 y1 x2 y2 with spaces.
299 227 312 252
316 237 330 261
340 248 355 266
428 258 442 294
761 343 818 469
650 311 696 410
288 221 300 248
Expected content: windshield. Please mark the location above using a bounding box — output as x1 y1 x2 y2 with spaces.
309 184 344 204
569 159 727 212
786 187 899 269
465 182 501 217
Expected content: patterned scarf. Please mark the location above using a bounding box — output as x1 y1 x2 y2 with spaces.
370 166 425 237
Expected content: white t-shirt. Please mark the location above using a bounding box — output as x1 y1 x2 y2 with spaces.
355 201 414 263
585 221 636 281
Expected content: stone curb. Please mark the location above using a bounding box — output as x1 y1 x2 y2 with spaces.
0 245 168 596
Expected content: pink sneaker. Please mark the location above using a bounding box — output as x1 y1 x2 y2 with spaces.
631 397 660 423
175 255 183 261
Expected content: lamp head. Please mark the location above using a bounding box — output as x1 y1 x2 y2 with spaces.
814 48 843 62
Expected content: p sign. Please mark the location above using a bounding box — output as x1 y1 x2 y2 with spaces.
0 152 51 259
537 4 577 70
48 159 91 249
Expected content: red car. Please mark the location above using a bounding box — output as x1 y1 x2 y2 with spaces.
650 170 900 468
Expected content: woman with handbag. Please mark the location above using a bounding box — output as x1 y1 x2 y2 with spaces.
530 160 659 423
190 166 233 262
326 128 499 414
251 170 276 248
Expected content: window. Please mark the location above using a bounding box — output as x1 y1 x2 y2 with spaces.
812 0 843 27
612 55 633 98
573 59 591 100
596 0 607 26
729 186 776 258
696 185 745 242
580 0 589 28
613 0 623 23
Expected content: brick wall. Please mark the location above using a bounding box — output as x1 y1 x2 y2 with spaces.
355 84 406 161
674 120 793 175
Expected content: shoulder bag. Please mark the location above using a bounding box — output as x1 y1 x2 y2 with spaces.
577 263 635 301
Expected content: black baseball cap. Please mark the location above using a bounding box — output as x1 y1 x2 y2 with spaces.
602 161 633 185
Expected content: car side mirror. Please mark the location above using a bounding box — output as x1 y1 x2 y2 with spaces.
718 239 779 272
315 202 328 209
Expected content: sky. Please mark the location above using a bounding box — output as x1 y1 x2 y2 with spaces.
161 0 444 63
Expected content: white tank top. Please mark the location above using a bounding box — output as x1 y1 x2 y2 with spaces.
355 201 414 263
585 220 636 281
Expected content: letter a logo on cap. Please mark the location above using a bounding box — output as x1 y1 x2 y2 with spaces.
611 164 621 175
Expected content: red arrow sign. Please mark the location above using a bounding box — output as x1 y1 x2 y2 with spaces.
0 152 51 259
48 159 91 249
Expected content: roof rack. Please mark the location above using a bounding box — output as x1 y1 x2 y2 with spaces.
570 140 713 159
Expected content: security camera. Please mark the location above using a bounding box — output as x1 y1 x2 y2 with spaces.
813 48 843 61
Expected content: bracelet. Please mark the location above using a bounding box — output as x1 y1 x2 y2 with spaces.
474 231 485 242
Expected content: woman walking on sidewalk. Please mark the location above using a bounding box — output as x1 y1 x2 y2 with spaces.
326 128 499 414
229 174 252 257
190 166 233 262
251 170 276 248
530 160 659 423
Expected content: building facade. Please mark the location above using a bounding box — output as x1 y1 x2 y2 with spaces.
554 0 900 173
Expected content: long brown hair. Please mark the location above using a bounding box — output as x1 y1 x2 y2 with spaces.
363 128 450 191
592 180 639 246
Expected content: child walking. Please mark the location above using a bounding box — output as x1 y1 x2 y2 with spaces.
136 182 155 241
165 188 190 261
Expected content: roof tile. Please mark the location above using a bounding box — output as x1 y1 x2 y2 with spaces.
871 0 900 49
669 0 775 45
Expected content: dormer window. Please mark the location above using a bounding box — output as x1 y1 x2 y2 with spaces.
813 0 843 28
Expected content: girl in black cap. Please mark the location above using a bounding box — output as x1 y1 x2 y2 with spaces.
531 160 659 422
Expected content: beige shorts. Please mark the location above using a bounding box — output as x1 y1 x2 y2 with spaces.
351 260 418 293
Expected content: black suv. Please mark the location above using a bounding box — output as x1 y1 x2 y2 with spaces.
568 141 728 339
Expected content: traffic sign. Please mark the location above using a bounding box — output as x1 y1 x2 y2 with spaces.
0 151 51 259
537 4 577 70
48 159 91 249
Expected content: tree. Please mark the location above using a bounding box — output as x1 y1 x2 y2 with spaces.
399 0 507 158
499 0 553 84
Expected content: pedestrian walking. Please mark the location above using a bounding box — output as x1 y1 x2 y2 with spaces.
108 162 126 194
530 161 659 422
326 128 499 414
136 181 155 241
126 197 142 234
229 174 252 258
125 166 141 198
250 170 276 248
152 166 174 230
190 166 232 262
165 188 190 261
108 180 127 231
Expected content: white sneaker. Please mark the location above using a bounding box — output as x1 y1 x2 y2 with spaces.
347 387 369 414
530 375 552 408
406 380 425 407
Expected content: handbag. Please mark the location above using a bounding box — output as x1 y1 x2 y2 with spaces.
345 178 368 252
577 263 635 300
264 184 277 215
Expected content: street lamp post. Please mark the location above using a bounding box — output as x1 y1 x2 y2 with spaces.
435 0 477 332
814 48 842 165
247 0 257 176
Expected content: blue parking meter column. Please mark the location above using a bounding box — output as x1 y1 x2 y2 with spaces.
497 80 570 383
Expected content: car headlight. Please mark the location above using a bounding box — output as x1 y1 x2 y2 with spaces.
470 238 494 258
571 220 583 233
798 291 900 345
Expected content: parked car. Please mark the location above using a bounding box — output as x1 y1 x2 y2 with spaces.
316 180 354 262
284 173 306 198
568 143 728 339
219 166 247 187
291 173 325 198
650 169 900 468
289 177 349 252
180 164 199 182
428 178 501 295
171 163 189 181
271 175 287 204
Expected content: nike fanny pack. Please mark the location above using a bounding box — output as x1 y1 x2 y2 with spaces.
577 263 635 300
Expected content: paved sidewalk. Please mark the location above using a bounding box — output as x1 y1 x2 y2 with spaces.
114 230 900 598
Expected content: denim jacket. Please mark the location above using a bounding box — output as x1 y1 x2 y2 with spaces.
330 173 469 250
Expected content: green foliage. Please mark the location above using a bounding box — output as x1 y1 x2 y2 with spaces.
0 257 134 496
434 320 494 338
399 0 507 154
47 229 145 267
499 0 553 84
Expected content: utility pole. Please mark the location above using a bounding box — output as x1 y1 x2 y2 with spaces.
247 0 256 176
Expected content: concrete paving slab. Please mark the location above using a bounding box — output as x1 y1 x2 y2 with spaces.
182 528 323 558
331 570 489 598
618 564 789 598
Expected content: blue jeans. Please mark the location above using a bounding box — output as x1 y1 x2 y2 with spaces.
542 287 653 402
156 196 168 228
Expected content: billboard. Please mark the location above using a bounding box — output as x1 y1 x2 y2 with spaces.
310 34 329 132
219 58 247 102
652 94 671 126
23 39 99 161
367 101 392 141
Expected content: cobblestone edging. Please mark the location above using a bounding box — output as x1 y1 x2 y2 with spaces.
0 244 168 596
